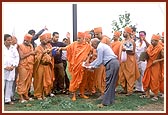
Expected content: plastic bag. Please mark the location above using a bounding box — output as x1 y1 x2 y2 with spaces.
121 51 127 62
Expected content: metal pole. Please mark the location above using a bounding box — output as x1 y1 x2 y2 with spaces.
72 4 77 41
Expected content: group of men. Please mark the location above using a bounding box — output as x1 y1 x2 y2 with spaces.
4 26 164 108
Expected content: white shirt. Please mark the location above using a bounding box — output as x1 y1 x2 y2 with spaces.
4 45 19 81
90 42 117 68
135 39 147 58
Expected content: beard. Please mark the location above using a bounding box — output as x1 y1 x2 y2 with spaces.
123 34 128 38
41 42 47 45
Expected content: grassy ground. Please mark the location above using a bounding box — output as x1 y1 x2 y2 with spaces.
4 89 164 112
3 64 165 112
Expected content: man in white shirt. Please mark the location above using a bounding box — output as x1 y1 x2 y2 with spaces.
135 31 149 93
4 34 19 104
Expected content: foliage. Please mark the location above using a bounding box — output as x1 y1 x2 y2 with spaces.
111 11 137 41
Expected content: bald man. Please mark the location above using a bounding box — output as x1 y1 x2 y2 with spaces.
86 38 119 108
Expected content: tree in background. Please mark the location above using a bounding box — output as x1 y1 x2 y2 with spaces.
111 11 137 41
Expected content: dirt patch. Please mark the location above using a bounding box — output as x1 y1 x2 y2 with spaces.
137 103 164 111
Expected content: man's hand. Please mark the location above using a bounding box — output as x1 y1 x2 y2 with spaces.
66 32 70 38
31 51 37 55
44 26 48 31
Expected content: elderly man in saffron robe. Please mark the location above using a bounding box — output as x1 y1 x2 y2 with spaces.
59 32 91 101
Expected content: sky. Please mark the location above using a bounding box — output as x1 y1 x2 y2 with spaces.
2 2 165 44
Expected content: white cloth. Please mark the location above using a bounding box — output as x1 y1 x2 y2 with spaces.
135 40 147 91
61 50 67 60
135 40 147 59
4 80 14 102
4 45 19 81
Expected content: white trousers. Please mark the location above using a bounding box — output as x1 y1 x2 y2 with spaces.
4 80 14 103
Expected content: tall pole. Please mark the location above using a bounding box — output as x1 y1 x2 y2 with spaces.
72 4 77 41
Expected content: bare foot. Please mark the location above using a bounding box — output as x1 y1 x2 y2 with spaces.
80 95 89 99
72 96 76 101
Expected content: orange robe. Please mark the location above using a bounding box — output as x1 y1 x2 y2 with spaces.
82 47 96 94
158 41 164 93
142 44 163 95
66 41 91 92
118 39 140 93
17 44 34 98
33 45 53 98
92 36 111 94
111 40 121 88
111 40 122 58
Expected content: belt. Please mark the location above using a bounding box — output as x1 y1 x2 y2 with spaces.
104 59 113 66
40 62 50 65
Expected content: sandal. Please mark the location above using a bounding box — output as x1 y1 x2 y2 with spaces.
151 97 158 101
118 91 127 94
139 95 150 99
20 99 27 103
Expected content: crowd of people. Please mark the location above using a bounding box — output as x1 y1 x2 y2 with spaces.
3 26 164 108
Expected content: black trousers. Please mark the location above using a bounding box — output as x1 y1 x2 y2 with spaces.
62 60 70 90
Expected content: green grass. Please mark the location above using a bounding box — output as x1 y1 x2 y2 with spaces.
4 89 164 111
4 63 164 112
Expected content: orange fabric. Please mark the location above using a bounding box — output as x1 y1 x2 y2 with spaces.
80 68 95 95
159 59 164 93
101 35 111 46
81 47 97 94
33 45 53 98
111 41 122 58
162 32 164 38
142 44 163 95
84 32 91 39
94 27 102 33
94 64 106 94
124 27 132 34
118 39 140 93
77 32 84 38
85 31 90 33
159 41 164 47
151 34 160 41
111 41 121 87
114 31 121 38
40 33 51 41
17 43 34 97
66 41 91 92
24 34 33 42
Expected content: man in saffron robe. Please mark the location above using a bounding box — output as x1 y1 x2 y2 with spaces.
111 31 121 88
59 32 91 101
79 32 94 97
17 34 36 103
111 31 122 58
33 32 54 100
142 34 163 101
158 32 164 97
118 27 140 96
